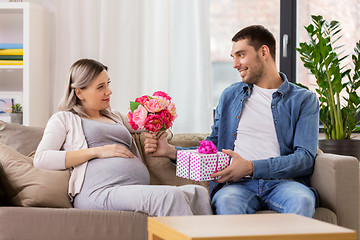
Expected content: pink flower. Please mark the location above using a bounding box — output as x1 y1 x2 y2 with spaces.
144 114 163 132
153 96 170 109
133 105 148 128
153 91 171 101
127 111 139 130
167 102 178 119
144 99 162 113
128 92 177 131
159 109 174 129
135 95 150 106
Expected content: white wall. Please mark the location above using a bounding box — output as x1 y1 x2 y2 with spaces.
0 0 213 133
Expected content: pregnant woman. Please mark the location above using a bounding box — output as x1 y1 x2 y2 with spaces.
34 58 212 216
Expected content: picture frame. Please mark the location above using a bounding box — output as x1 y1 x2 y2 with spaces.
0 91 22 107
0 98 13 113
0 91 23 123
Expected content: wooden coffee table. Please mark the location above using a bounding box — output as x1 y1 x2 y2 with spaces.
148 214 356 240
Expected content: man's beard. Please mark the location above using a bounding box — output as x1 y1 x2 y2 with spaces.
242 55 264 85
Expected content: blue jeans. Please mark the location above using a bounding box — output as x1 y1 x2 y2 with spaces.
211 179 315 217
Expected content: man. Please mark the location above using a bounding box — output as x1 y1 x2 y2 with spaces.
144 25 319 217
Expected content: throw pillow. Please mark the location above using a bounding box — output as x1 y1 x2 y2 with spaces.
0 166 10 206
0 143 72 208
0 120 44 156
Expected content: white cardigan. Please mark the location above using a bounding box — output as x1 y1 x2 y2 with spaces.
34 111 141 201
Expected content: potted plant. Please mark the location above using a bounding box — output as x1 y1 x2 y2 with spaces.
297 15 360 159
10 103 23 124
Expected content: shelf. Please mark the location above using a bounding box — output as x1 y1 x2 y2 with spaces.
0 2 49 127
0 2 44 11
0 65 23 69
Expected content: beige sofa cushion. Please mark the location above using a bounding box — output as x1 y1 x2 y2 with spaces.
0 120 44 156
0 144 72 208
0 207 148 240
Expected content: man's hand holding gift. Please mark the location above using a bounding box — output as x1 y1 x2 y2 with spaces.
210 149 254 183
176 141 230 181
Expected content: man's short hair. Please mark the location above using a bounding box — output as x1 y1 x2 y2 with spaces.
232 25 276 60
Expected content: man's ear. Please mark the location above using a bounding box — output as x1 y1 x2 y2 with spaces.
260 45 270 58
75 88 83 100
259 45 272 62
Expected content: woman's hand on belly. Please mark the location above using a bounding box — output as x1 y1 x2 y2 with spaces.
65 145 134 168
94 144 135 159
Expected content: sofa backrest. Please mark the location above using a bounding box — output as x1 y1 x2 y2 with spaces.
0 121 44 156
0 121 210 207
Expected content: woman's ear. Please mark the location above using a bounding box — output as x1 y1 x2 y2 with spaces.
75 88 83 100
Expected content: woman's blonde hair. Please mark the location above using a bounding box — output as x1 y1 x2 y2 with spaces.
58 59 114 119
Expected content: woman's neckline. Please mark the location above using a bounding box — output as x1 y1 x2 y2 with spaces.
81 117 118 125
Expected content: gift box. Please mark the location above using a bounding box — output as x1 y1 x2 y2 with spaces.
176 150 230 181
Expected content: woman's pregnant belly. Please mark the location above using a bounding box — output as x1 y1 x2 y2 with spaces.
84 156 150 189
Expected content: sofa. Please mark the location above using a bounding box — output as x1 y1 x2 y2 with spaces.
0 120 358 240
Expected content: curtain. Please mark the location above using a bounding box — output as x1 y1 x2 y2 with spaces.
26 0 212 133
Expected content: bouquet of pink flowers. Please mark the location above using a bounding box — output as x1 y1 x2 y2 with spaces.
127 91 177 132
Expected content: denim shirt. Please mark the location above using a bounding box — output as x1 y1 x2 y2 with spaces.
206 73 319 194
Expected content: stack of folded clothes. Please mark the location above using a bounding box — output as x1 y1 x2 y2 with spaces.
0 43 23 65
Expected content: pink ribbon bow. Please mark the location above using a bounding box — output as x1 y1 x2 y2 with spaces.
197 140 218 154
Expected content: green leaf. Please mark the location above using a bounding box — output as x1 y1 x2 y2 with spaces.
130 101 141 112
160 122 166 131
349 92 360 105
305 24 314 33
354 126 360 132
312 15 322 22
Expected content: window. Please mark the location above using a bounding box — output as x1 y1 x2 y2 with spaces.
210 0 360 103
209 0 281 108
297 0 360 93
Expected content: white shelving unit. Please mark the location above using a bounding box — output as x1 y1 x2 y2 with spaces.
0 2 49 127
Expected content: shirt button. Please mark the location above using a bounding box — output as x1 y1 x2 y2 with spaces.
232 134 235 137
272 105 275 108
212 185 216 188
237 116 240 119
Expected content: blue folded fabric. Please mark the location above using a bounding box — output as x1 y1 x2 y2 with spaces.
0 43 23 49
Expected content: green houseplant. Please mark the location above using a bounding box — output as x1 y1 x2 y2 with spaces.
10 103 23 124
11 103 22 113
297 15 360 140
297 15 360 160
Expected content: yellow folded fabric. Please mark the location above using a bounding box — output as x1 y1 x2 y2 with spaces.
0 60 23 65
0 49 23 55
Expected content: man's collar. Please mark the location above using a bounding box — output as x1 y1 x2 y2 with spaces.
277 72 290 96
241 72 290 95
242 83 252 93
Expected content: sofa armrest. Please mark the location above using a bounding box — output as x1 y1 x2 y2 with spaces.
310 153 359 231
